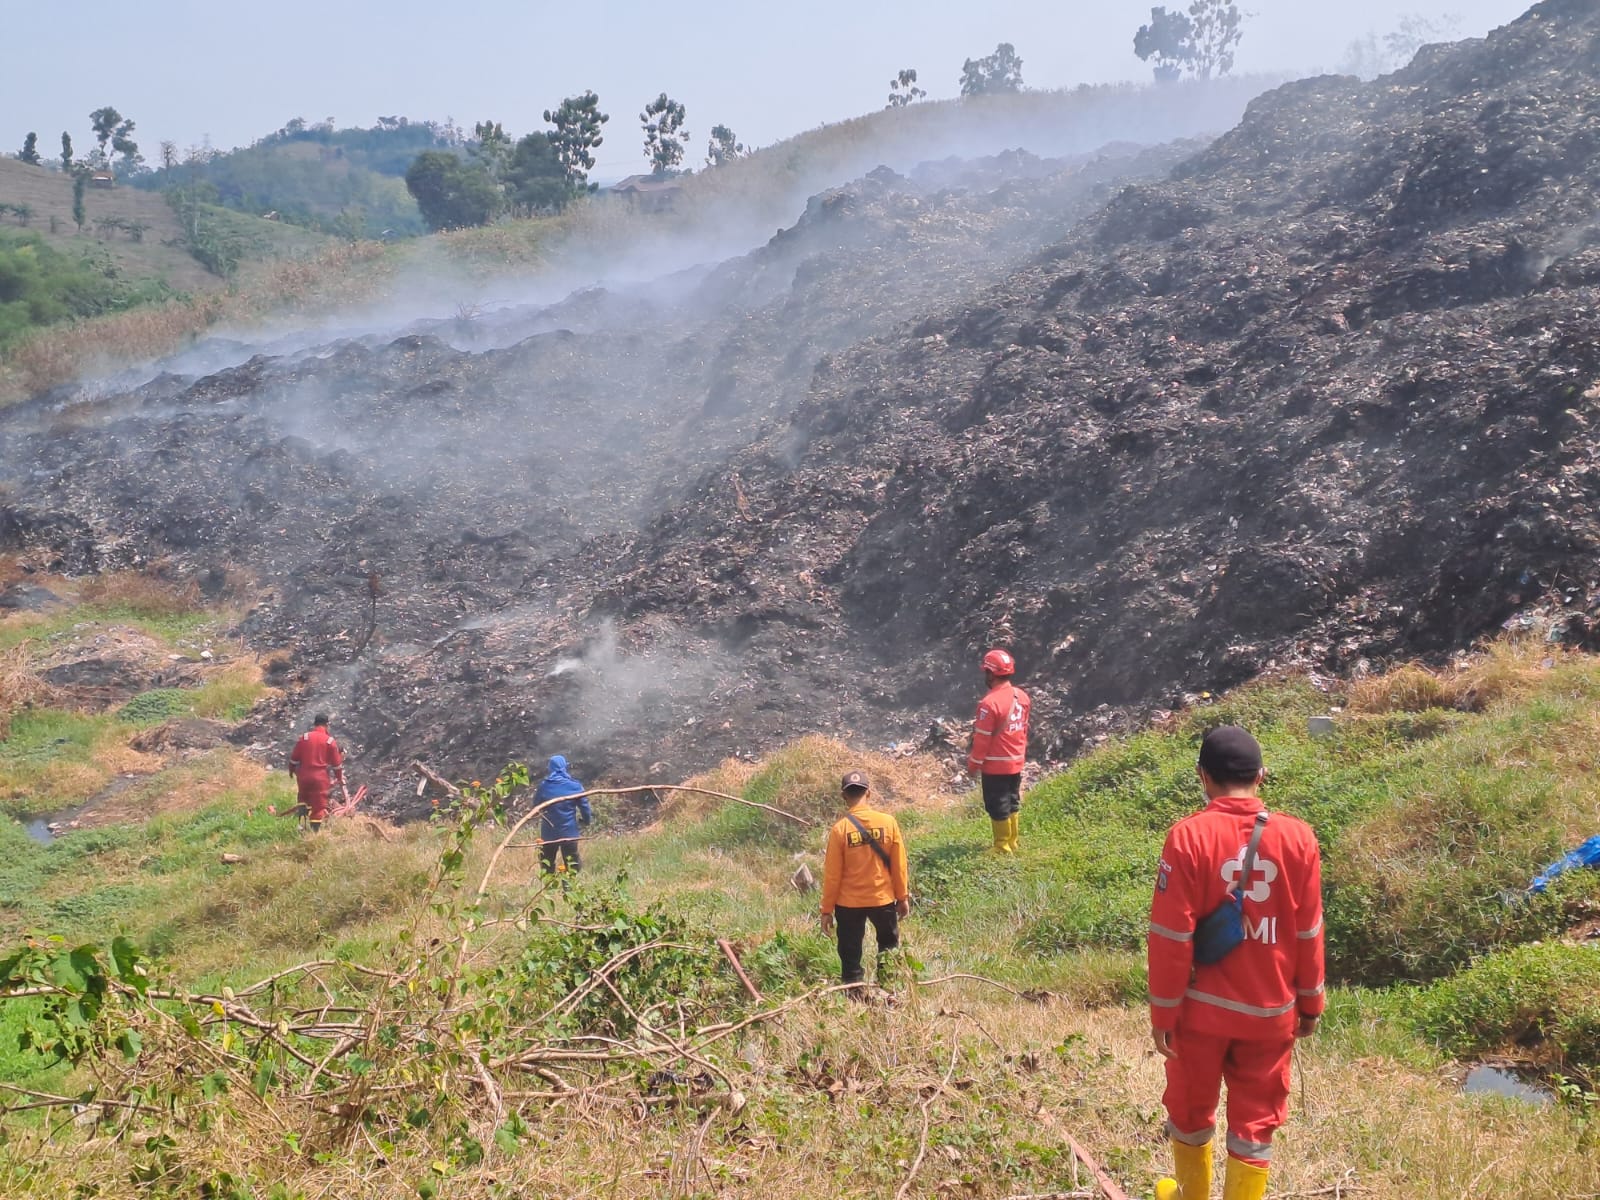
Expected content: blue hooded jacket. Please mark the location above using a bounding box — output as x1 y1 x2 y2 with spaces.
534 755 591 841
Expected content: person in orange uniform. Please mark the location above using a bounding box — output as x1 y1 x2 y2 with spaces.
966 648 1031 853
288 713 347 833
1148 726 1325 1200
820 771 911 992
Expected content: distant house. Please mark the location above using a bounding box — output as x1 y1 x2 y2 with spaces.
89 171 115 189
610 174 684 214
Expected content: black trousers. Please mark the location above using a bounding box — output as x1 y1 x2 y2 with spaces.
540 839 581 872
981 773 1022 819
834 903 900 983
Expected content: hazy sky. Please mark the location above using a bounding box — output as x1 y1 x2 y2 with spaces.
3 0 1533 173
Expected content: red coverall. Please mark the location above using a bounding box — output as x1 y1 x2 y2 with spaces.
1148 795 1325 1167
289 727 345 822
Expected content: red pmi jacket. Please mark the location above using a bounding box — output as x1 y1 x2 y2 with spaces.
1148 794 1325 1040
967 681 1031 774
290 727 344 797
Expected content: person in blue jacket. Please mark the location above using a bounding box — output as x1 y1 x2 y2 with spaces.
534 755 592 873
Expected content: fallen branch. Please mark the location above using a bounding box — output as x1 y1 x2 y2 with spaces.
411 760 461 797
1064 1133 1130 1200
916 972 1051 1002
718 939 762 1002
894 1035 960 1200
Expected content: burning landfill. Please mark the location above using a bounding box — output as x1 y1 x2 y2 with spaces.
5 1 1600 820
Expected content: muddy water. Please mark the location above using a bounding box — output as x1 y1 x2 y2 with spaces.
1463 1065 1553 1105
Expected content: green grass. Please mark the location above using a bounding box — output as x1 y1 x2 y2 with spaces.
0 602 218 653
1 643 1599 1196
0 708 117 817
0 229 176 350
588 656 1600 1077
1414 942 1600 1079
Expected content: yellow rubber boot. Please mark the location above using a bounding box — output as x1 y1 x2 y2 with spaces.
1007 812 1021 851
990 818 1013 854
1160 1139 1213 1200
1222 1156 1268 1200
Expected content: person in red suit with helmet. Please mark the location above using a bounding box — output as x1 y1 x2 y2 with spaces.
289 713 347 833
966 648 1031 853
1149 726 1325 1200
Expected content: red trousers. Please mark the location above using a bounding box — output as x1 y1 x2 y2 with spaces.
1162 1028 1293 1167
298 786 330 822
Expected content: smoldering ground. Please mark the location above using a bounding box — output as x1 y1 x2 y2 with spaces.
8 7 1581 811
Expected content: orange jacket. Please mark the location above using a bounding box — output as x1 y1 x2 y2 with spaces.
967 681 1031 774
290 727 345 797
821 802 909 913
1148 794 1325 1040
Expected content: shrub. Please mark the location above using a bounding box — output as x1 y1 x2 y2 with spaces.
118 689 195 726
1413 941 1600 1080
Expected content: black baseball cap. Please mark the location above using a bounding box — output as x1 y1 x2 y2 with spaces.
841 771 870 794
1198 725 1263 780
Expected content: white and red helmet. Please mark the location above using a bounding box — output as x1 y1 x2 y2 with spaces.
982 648 1016 677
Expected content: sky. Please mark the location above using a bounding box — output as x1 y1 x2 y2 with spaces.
1 0 1534 174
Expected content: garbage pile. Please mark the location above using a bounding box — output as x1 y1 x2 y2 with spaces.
8 1 1600 806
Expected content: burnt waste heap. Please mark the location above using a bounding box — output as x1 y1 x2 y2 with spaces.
6 0 1600 812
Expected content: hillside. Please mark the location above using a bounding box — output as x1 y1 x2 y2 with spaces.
134 135 429 237
1 571 1596 1196
4 4 1598 809
0 157 327 297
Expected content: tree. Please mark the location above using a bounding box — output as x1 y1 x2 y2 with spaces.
1340 12 1463 78
640 93 687 177
1133 7 1195 81
60 132 73 173
959 43 1024 97
111 124 141 175
88 106 139 174
1134 2 1244 81
504 132 572 215
544 92 609 190
1186 0 1244 79
887 68 927 108
72 172 87 232
470 119 512 183
704 124 747 169
18 133 41 166
404 151 499 231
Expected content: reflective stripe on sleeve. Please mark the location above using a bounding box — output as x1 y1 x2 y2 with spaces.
1183 989 1295 1019
1149 993 1184 1009
1149 921 1193 943
1296 918 1323 939
1297 983 1325 998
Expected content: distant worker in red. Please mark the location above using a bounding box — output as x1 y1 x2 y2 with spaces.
1149 726 1325 1200
966 648 1030 853
289 713 347 833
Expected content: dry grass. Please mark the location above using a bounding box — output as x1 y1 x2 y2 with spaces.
80 569 201 618
2 986 1594 1198
0 241 395 404
0 644 55 738
1345 637 1564 714
671 735 961 827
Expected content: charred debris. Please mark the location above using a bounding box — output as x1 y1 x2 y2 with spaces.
6 1 1600 814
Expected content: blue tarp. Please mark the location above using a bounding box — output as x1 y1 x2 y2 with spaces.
1528 835 1600 894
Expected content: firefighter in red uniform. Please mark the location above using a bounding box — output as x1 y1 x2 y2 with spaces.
966 648 1031 853
289 713 347 833
1148 726 1325 1200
